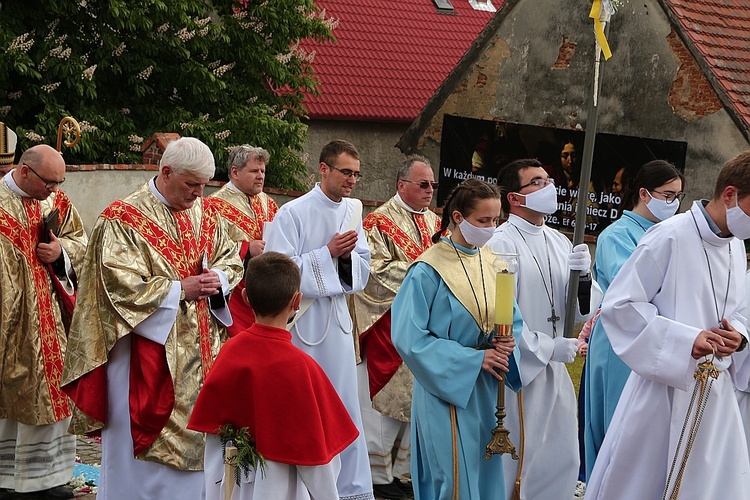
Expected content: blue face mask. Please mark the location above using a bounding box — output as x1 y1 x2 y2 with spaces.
645 191 680 221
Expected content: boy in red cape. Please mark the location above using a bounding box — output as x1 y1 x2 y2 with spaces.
188 252 358 499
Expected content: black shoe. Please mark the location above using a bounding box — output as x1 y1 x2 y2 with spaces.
44 487 74 500
394 477 414 496
12 486 74 500
373 480 406 499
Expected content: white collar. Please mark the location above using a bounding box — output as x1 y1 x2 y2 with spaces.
394 193 428 214
148 177 172 208
507 213 544 235
3 169 32 198
690 200 732 247
313 182 346 208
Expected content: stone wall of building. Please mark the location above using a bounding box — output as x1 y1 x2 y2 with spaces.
405 0 749 204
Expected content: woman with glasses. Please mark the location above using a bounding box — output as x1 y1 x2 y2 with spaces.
584 160 685 479
391 179 522 499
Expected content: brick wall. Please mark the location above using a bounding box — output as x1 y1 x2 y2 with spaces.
666 29 722 123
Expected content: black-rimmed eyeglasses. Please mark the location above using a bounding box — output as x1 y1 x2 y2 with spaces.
25 164 65 188
651 189 685 204
401 180 439 190
325 163 362 180
519 178 553 190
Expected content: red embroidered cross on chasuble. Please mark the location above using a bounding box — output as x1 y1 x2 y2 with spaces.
360 210 441 397
0 195 73 421
63 199 220 455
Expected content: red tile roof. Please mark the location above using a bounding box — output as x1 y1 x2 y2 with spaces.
300 0 498 122
665 0 750 133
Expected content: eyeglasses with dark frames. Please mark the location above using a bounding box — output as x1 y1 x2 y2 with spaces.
518 177 554 190
24 164 65 188
325 163 362 180
651 189 685 204
401 179 439 190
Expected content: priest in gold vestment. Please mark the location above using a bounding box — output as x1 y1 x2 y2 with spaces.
61 137 243 500
351 156 440 499
206 145 278 336
0 144 87 499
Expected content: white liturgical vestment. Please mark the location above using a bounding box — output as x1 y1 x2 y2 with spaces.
587 201 750 499
264 184 374 500
488 214 602 500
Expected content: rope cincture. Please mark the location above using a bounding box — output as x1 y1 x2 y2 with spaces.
450 404 460 500
662 351 720 500
512 389 526 500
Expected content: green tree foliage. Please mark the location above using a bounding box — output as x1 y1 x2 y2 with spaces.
0 0 335 188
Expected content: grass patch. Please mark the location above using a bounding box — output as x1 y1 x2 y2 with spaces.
567 355 586 398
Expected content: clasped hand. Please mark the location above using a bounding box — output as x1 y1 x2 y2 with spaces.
181 268 222 301
692 318 743 359
327 230 357 259
482 335 516 381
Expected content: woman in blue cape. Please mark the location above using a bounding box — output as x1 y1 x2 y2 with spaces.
584 160 685 479
392 178 522 499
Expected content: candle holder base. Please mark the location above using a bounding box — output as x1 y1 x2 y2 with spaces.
483 425 518 460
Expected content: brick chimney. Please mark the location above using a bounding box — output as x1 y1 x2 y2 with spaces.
142 133 180 165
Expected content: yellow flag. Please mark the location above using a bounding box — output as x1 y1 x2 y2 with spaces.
590 0 613 60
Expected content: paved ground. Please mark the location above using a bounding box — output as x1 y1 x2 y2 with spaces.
70 435 99 499
70 435 584 499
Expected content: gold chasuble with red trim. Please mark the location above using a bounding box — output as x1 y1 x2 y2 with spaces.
206 187 278 336
61 183 243 470
0 182 87 426
350 197 440 419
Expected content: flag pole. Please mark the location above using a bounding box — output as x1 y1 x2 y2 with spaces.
563 2 612 338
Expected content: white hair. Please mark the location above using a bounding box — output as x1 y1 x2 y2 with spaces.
160 137 215 178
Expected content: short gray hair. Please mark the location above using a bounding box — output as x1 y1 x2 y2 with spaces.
228 145 270 170
160 137 215 178
397 154 431 181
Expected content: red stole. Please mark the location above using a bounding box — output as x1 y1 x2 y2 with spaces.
0 195 72 421
361 211 440 397
205 195 277 337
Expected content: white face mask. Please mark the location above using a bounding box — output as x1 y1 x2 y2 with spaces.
519 182 558 215
458 219 495 248
726 199 750 240
645 191 680 221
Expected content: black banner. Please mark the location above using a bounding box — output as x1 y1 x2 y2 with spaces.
439 115 688 235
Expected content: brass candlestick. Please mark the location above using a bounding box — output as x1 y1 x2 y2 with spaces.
484 252 519 460
483 323 518 460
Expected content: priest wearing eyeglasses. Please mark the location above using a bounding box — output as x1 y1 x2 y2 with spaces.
350 155 440 499
0 143 88 500
264 139 374 500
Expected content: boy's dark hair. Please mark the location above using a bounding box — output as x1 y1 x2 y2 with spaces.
319 140 360 167
713 150 750 200
496 158 544 213
245 252 301 317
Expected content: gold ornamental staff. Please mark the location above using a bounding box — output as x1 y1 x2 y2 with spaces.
56 116 81 153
